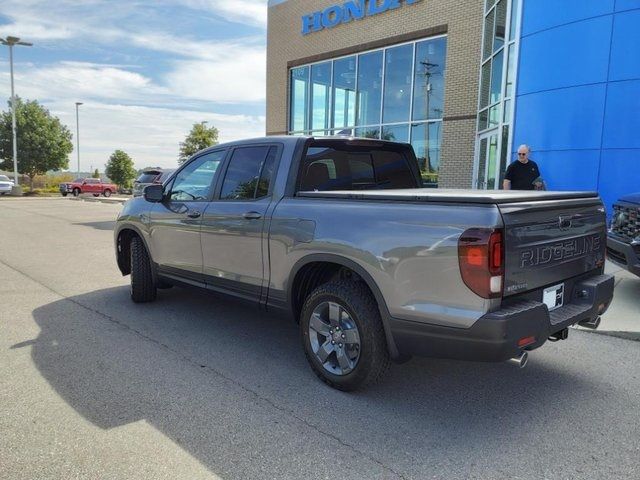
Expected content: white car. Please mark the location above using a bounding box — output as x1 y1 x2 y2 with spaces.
0 175 14 195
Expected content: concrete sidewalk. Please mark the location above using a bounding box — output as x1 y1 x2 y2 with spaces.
584 262 640 340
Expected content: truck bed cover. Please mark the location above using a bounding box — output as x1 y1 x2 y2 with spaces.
297 189 600 204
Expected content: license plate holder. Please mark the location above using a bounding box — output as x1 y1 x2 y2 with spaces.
543 283 565 311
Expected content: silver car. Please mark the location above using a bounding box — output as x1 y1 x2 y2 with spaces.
0 175 14 195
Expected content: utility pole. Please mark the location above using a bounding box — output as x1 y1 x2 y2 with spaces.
1 36 33 195
75 102 83 176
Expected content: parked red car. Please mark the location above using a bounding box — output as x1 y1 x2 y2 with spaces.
59 178 117 197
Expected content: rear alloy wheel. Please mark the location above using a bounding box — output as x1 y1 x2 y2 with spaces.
300 280 390 391
130 236 157 303
103 189 112 198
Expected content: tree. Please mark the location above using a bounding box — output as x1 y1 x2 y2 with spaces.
0 98 73 190
92 168 100 179
179 122 219 164
105 150 136 189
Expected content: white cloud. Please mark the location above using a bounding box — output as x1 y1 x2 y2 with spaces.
165 51 266 103
175 0 268 28
0 0 269 172
51 102 266 171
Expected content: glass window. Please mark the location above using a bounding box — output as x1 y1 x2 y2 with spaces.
509 0 520 41
137 172 161 183
311 62 332 131
290 67 309 132
332 56 356 129
256 147 278 198
483 8 495 60
299 143 418 191
220 146 273 200
478 109 489 131
381 124 409 142
480 61 491 109
505 44 515 98
411 122 441 185
413 38 447 121
490 49 504 104
488 104 500 128
0 175 9 181
383 44 413 124
170 151 224 202
356 51 383 127
494 0 507 52
355 127 380 139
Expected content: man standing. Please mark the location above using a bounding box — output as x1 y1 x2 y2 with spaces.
503 145 541 190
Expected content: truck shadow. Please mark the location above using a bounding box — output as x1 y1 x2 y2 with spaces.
26 286 606 478
74 221 117 231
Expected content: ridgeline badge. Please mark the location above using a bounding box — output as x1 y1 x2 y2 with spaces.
302 0 423 36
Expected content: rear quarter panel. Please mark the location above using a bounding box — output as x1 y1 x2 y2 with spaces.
269 198 503 328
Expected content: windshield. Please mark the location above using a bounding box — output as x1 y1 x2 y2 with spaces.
0 175 10 182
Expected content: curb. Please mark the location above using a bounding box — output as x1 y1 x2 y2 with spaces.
69 196 129 205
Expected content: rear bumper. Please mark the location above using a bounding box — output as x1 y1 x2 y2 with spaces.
389 273 614 362
606 234 640 277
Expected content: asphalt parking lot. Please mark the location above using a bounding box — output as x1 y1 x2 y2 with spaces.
1 197 639 480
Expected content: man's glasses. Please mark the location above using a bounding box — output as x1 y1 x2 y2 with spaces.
518 153 527 156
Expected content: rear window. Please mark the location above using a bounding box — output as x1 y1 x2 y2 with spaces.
136 172 161 183
298 143 417 192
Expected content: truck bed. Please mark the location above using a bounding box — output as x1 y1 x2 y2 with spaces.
297 188 599 204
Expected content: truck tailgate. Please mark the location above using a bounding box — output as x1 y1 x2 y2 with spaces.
500 198 607 296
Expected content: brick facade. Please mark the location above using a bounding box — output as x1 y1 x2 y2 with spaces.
267 0 484 188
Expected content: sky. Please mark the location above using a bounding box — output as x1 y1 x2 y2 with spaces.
0 0 268 172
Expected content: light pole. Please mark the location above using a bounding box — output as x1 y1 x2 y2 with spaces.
1 36 32 195
75 102 83 177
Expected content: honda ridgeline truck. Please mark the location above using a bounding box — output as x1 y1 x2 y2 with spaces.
114 137 614 391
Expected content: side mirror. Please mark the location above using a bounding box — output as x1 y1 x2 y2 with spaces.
144 184 164 203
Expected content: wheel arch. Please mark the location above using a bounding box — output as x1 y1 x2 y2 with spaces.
115 224 156 283
287 253 404 361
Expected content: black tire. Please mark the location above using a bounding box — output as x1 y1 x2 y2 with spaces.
130 236 157 303
300 280 390 391
93 193 100 197
103 189 112 198
72 188 80 197
61 193 68 197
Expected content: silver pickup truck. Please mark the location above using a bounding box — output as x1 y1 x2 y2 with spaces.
115 136 614 390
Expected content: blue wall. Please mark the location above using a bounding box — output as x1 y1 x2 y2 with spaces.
512 0 640 213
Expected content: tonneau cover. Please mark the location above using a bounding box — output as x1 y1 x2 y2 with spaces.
297 188 599 204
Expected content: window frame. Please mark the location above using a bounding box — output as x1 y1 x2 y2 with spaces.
165 148 228 203
213 143 283 202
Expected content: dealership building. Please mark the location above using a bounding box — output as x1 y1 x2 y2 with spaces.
266 0 640 210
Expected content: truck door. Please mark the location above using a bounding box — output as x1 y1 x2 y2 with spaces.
148 150 226 281
200 145 279 301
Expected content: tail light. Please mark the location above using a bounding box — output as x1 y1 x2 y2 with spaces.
458 228 504 299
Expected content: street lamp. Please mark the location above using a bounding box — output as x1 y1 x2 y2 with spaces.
75 102 83 176
1 36 33 195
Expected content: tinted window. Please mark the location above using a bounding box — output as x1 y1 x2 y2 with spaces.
136 172 160 183
220 146 276 200
0 175 9 181
299 144 417 192
170 151 224 201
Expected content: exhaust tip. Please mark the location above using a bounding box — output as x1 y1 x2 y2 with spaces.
507 351 528 369
579 316 601 330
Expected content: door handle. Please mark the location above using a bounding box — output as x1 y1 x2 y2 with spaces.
243 211 262 220
187 210 201 219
